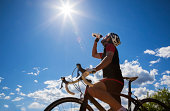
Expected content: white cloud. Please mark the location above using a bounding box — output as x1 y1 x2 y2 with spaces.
22 70 26 73
144 46 170 58
150 69 158 76
27 75 86 104
44 80 61 88
21 107 26 111
162 70 170 75
42 68 48 71
154 82 160 88
4 105 9 108
0 93 5 98
33 67 40 70
133 87 147 99
4 96 10 100
155 46 170 58
28 102 45 109
17 85 22 88
27 67 40 76
12 97 24 102
33 67 40 76
120 60 156 85
26 67 48 76
27 72 34 75
27 88 68 104
3 86 10 90
149 58 160 66
0 77 4 83
34 80 38 83
10 93 15 95
161 75 170 87
20 92 26 96
132 87 155 99
0 93 5 96
89 65 93 69
16 88 20 92
144 49 156 55
16 105 22 107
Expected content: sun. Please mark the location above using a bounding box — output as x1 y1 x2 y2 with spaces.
46 0 84 30
53 0 82 29
60 3 72 16
44 0 86 49
57 1 75 18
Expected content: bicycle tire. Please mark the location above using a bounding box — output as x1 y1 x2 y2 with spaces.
44 97 94 111
134 98 170 111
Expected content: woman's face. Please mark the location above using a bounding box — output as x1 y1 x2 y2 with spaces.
101 35 110 46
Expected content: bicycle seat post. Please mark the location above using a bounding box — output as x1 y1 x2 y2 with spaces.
123 76 138 111
128 80 132 111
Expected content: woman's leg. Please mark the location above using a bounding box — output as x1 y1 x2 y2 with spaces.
87 81 122 110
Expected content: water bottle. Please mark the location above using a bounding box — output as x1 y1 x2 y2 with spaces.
92 33 103 38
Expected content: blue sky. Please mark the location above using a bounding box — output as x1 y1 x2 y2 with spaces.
0 0 170 110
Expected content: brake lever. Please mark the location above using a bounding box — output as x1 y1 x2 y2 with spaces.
60 77 64 89
60 81 63 89
76 64 86 73
60 77 66 89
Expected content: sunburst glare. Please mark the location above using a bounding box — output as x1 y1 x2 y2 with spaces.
43 0 86 49
55 0 80 23
60 2 72 16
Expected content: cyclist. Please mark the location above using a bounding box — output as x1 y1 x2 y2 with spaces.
88 33 126 111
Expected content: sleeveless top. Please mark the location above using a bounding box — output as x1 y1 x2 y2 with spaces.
101 43 124 83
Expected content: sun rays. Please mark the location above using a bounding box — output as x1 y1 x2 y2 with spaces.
42 0 85 49
59 2 73 16
52 0 82 28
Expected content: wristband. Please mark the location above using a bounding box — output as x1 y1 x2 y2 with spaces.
95 38 99 42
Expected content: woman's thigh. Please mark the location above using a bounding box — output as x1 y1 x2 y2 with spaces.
87 81 107 96
92 81 107 91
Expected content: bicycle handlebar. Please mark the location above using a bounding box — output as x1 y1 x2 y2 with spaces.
61 64 94 95
76 64 94 86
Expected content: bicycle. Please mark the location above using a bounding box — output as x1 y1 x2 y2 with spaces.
44 64 170 111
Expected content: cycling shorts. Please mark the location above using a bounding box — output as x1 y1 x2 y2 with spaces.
100 78 124 104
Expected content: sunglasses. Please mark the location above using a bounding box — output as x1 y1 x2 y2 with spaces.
101 35 110 43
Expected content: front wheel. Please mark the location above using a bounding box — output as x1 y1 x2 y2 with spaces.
134 98 170 111
44 97 94 111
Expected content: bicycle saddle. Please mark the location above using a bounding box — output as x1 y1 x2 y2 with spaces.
123 76 138 82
